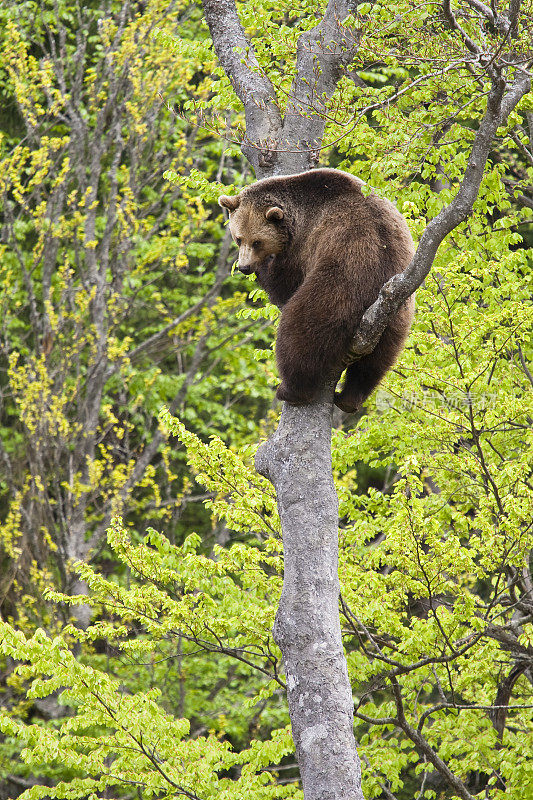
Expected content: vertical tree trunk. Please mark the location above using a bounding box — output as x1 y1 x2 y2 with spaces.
255 387 364 799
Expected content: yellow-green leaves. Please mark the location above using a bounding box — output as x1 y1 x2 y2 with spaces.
0 511 292 799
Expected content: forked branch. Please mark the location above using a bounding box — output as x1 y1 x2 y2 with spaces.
202 0 359 174
202 0 282 171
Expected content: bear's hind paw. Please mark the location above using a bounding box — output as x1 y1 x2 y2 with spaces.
276 383 313 406
334 391 362 414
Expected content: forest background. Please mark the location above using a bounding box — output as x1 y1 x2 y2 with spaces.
0 1 532 799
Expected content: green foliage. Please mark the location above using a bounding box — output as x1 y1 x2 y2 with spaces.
333 232 533 796
0 1 532 799
0 517 294 798
0 0 276 616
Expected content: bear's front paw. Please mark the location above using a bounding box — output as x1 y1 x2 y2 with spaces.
276 383 312 406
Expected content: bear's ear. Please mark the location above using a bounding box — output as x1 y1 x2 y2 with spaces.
265 206 284 221
218 194 240 212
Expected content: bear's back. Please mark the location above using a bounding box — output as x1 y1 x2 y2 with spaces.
243 169 413 285
242 168 364 221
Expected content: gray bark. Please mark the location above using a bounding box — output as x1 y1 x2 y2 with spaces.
201 0 282 172
277 2 358 173
203 0 358 177
202 1 531 797
255 387 364 799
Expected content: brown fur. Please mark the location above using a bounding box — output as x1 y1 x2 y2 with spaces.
219 168 415 412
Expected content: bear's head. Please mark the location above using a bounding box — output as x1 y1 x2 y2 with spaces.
218 193 287 275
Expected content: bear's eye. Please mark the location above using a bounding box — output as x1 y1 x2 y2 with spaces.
252 240 261 249
235 237 242 246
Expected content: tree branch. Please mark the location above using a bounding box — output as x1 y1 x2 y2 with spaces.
203 0 359 176
201 0 282 172
390 678 476 800
464 0 495 22
343 71 531 367
279 0 359 173
442 0 483 58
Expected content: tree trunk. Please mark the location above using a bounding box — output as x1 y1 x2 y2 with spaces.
256 387 364 799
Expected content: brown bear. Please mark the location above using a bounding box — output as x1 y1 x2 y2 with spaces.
218 168 415 412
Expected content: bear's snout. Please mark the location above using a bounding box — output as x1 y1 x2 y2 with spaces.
238 263 254 275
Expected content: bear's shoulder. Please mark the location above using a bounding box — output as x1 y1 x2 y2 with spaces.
241 168 364 206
